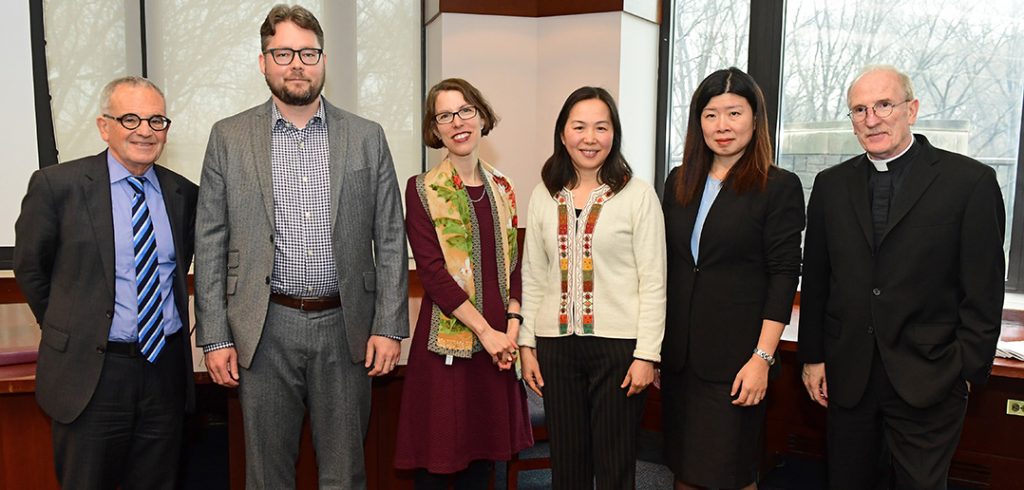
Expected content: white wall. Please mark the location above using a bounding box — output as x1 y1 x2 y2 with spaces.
425 11 662 220
427 13 541 197
1 3 40 248
618 13 661 185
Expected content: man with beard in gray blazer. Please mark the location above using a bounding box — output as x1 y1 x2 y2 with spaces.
194 5 408 489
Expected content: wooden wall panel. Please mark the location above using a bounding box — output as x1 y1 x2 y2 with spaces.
437 0 625 17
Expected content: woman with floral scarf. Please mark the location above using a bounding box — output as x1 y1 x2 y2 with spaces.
394 78 533 489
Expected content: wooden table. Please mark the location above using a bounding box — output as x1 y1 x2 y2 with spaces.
3 274 1024 489
761 310 1024 489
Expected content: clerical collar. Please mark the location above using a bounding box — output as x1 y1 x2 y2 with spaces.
867 137 915 172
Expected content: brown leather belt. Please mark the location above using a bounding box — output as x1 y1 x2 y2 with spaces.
269 293 341 311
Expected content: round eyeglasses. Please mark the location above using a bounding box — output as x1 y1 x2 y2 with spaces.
103 113 171 131
847 100 911 122
434 106 478 125
264 48 323 66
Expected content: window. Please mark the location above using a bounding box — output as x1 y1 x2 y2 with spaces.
659 0 1024 288
776 0 1024 275
665 0 751 170
41 0 421 184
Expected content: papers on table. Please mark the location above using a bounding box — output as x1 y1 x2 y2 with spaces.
995 340 1024 361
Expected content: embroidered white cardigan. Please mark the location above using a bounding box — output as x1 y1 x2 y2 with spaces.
520 177 667 362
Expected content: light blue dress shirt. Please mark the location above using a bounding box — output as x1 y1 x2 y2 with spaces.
690 175 723 263
107 153 182 341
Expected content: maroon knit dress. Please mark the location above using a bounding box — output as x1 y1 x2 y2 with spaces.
394 178 534 473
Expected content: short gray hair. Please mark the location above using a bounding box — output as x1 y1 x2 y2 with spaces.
846 65 915 107
99 76 165 114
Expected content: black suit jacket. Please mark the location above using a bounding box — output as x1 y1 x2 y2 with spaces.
662 166 805 381
798 135 1005 409
13 151 198 424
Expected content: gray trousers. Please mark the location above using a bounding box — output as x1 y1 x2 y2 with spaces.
239 302 371 489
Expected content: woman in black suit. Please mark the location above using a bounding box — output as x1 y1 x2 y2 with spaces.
660 67 805 490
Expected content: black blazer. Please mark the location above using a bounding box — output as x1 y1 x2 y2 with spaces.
661 166 805 382
14 151 198 424
798 135 1005 409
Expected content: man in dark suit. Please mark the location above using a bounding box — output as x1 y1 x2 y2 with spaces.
799 65 1005 489
14 76 198 490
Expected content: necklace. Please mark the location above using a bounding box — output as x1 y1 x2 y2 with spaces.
467 186 486 203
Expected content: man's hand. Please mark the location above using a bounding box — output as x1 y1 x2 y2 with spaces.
365 336 401 376
802 362 829 407
621 359 655 397
206 347 240 387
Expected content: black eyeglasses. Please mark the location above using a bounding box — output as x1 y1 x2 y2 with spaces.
434 106 478 125
264 48 323 66
103 113 171 131
847 100 911 122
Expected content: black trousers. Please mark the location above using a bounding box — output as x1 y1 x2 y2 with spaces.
536 336 647 490
414 460 493 489
826 346 968 490
51 331 186 490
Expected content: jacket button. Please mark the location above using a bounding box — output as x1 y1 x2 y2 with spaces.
265 276 270 285
872 288 881 296
867 325 874 334
270 234 274 242
105 310 113 319
693 267 700 273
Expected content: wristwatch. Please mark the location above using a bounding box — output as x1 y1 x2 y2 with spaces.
753 348 776 366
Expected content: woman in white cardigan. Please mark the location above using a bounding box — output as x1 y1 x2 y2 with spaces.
519 86 666 490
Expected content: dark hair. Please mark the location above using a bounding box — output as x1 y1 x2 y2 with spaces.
422 78 499 149
673 67 774 205
541 87 632 195
260 4 324 52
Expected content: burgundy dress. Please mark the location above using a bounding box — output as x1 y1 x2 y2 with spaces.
394 178 534 473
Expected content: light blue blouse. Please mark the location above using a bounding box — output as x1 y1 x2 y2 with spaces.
690 175 723 263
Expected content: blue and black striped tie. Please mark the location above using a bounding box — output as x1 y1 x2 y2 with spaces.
127 176 166 363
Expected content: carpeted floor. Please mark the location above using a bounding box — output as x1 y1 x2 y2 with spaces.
180 417 968 489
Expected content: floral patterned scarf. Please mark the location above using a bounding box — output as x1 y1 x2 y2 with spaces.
414 158 518 358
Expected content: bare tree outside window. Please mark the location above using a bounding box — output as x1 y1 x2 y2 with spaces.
777 0 1024 260
42 1 422 185
44 0 131 162
667 0 751 169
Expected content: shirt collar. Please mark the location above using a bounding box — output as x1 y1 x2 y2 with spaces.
867 136 915 172
271 96 326 131
106 150 161 194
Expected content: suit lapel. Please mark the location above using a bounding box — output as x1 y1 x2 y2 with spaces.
83 153 116 297
325 101 348 232
672 180 703 267
846 158 873 248
881 140 940 244
251 101 276 228
696 181 730 266
154 166 188 306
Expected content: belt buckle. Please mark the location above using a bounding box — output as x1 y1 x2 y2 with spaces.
299 298 309 311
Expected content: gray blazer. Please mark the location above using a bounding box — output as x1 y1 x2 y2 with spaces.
194 99 408 368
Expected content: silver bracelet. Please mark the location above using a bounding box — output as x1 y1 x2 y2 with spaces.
753 348 776 366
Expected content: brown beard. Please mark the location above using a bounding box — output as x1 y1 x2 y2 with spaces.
265 73 325 107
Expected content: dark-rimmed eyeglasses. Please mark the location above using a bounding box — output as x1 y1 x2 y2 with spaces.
264 48 323 66
847 100 911 122
103 113 171 131
434 106 478 125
